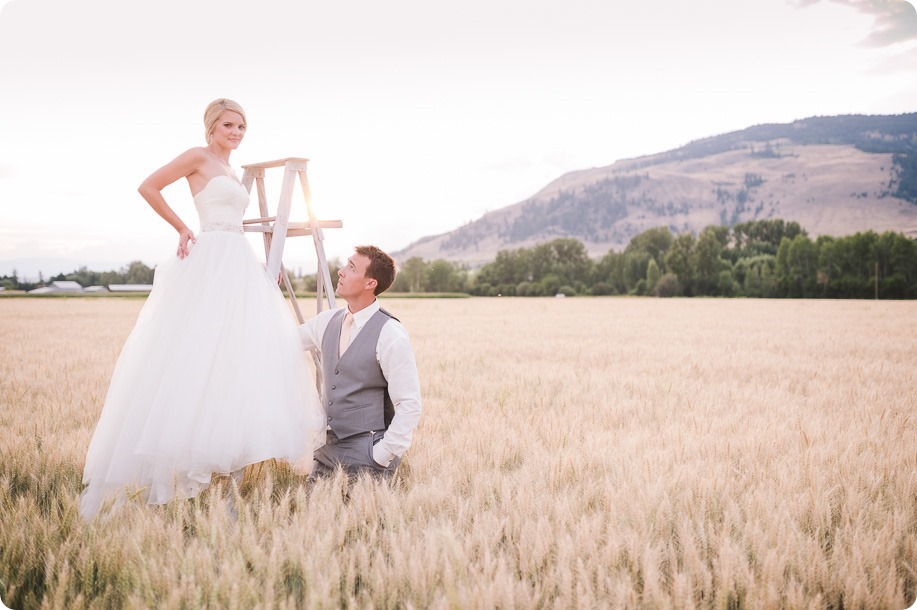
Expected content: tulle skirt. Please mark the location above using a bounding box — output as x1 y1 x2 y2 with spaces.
80 230 325 519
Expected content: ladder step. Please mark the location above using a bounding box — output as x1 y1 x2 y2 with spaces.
242 215 277 224
242 157 309 170
244 226 330 237
242 218 343 229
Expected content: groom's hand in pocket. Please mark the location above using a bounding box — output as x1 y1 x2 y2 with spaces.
371 434 391 469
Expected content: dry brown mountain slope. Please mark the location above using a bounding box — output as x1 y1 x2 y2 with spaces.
394 140 916 267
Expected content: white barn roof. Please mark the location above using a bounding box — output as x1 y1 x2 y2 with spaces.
50 281 83 291
108 284 154 292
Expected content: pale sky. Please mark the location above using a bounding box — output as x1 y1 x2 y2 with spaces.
1 0 915 278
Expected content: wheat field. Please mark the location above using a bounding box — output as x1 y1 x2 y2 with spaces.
0 297 915 609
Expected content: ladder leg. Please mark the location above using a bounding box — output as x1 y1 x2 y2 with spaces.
254 175 272 262
297 169 337 312
266 166 296 281
280 265 305 325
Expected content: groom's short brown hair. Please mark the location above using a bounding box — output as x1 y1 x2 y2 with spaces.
355 245 396 295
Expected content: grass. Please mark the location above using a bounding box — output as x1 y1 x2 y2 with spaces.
1 297 915 608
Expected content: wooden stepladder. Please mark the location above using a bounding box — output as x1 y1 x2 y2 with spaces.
240 157 341 322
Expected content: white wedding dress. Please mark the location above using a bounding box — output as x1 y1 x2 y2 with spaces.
80 175 325 519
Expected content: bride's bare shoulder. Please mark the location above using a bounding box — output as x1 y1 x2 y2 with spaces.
141 148 210 191
159 147 209 172
180 147 209 162
171 148 211 179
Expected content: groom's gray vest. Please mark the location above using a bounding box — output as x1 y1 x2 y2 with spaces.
321 308 396 439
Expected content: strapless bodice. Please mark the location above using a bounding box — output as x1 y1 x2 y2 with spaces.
194 175 249 233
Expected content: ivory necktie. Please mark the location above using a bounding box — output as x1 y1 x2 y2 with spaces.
339 312 355 356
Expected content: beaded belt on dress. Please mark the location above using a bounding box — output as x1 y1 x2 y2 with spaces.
200 221 243 234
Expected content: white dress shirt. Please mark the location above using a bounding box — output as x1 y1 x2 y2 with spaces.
299 300 422 467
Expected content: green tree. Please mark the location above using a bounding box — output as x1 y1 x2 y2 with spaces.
776 234 817 297
814 235 843 297
646 258 662 292
475 248 531 288
591 281 615 296
593 251 625 294
425 259 468 293
884 232 917 298
64 265 101 287
623 251 651 294
390 272 409 293
731 219 805 258
735 255 777 297
539 273 562 296
717 269 738 297
692 226 729 295
474 238 593 296
532 238 593 288
296 258 342 294
400 257 427 293
515 281 542 296
125 261 155 284
625 226 674 268
654 273 680 297
664 233 695 296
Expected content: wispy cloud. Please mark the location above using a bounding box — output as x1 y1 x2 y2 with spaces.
794 0 917 46
856 0 917 46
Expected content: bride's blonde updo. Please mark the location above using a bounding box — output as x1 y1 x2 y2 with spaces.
204 98 246 143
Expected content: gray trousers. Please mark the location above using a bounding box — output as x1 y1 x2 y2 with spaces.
310 430 401 481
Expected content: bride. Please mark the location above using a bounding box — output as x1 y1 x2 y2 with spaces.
80 99 325 519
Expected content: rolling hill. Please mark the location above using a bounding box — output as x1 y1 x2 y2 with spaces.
394 114 917 266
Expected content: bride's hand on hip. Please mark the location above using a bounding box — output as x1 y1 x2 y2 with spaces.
177 228 196 259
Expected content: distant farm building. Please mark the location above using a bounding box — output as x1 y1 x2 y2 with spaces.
50 280 83 291
28 281 84 294
25 281 153 295
107 284 154 293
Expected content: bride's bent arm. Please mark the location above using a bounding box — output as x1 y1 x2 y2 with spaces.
138 148 207 259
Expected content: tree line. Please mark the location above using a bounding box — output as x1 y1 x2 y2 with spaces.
393 219 917 299
1 261 156 292
6 219 913 299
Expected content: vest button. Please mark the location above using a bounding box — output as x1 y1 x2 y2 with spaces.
334 370 339 375
331 385 336 390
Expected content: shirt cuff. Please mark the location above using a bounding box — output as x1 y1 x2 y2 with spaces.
372 443 396 468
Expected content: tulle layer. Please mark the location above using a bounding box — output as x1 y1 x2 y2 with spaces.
80 231 324 519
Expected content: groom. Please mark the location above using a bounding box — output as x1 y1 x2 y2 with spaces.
299 245 422 480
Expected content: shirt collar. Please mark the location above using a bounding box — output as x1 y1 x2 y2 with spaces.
348 299 380 328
